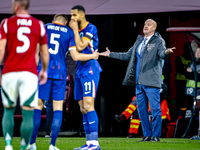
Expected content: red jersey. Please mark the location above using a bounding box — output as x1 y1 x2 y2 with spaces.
0 14 47 75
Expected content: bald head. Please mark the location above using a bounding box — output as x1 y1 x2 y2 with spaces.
143 19 157 37
146 19 157 29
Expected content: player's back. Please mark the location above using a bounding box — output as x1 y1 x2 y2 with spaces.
0 14 47 75
40 22 75 80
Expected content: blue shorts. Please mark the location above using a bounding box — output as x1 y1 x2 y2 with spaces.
39 78 66 101
74 74 100 100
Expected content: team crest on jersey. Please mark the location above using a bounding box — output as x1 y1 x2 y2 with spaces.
147 43 155 51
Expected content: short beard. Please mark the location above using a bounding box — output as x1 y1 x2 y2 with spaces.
78 20 81 29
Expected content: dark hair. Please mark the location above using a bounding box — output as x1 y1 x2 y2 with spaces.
15 0 29 10
53 14 68 21
71 5 85 13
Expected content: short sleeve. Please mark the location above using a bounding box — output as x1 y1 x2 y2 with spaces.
68 30 76 51
0 19 8 40
82 25 96 42
39 21 48 45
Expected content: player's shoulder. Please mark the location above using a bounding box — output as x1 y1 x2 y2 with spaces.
0 16 17 30
45 23 72 31
85 22 97 34
0 18 8 26
66 26 73 33
60 25 74 35
0 16 16 25
87 22 97 29
45 22 53 26
28 16 44 24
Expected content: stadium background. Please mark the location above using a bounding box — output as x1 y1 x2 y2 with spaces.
0 0 200 137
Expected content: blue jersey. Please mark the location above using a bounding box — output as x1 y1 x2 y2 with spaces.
75 22 102 78
38 22 76 80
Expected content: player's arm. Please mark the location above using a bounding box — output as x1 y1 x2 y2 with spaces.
70 48 99 61
0 19 7 64
0 39 6 88
35 43 40 65
39 44 49 71
38 43 49 85
73 29 89 51
0 39 6 64
38 21 50 85
69 20 89 51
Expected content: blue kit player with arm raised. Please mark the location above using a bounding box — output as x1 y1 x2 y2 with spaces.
28 14 99 150
70 5 102 150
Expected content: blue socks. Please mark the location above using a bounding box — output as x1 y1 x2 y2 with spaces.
46 102 53 131
85 111 99 145
30 109 41 144
30 109 62 146
50 110 62 146
83 114 91 141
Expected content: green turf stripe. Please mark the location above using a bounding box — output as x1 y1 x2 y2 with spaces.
1 88 14 106
23 90 37 106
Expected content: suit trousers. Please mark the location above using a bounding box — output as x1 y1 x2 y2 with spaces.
136 84 161 137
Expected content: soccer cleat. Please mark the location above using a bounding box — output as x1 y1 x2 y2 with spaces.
73 144 89 150
49 144 60 150
26 143 37 150
151 137 160 142
5 145 13 150
87 144 101 150
45 134 51 138
45 131 52 138
136 136 151 142
190 135 200 140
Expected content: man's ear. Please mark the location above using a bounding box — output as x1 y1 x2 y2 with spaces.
80 12 85 19
64 20 68 26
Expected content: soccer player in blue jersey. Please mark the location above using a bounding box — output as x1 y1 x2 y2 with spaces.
70 5 102 150
27 14 99 150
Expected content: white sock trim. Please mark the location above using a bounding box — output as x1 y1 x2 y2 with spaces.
87 140 99 146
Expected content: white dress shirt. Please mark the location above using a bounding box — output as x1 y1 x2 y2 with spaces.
138 34 154 54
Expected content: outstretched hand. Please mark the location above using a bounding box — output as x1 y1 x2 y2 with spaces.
165 47 176 54
99 47 110 57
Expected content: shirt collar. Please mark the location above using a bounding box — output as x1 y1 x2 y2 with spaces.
145 34 154 41
16 14 30 17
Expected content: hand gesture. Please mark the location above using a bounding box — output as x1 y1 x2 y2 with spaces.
92 49 99 60
69 19 78 31
99 47 110 57
38 69 47 85
165 47 176 54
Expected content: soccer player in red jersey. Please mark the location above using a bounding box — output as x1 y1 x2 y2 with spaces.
0 0 49 150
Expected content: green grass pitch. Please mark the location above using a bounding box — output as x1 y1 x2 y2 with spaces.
0 137 200 150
